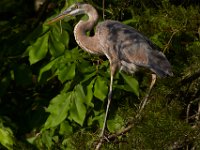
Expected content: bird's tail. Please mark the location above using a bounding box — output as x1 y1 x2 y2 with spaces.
149 51 173 77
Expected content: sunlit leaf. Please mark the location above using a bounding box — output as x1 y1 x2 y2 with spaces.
59 120 73 136
27 33 49 64
0 124 14 150
38 58 58 81
78 60 96 74
61 81 72 93
94 76 108 101
81 72 96 83
107 114 124 133
23 24 50 53
69 85 87 126
59 30 69 49
88 111 105 128
56 63 76 83
120 72 139 97
43 93 72 130
49 34 65 57
85 79 95 107
41 130 53 149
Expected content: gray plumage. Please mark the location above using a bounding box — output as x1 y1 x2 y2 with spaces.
96 20 173 77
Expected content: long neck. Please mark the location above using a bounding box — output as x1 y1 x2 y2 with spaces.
74 6 103 55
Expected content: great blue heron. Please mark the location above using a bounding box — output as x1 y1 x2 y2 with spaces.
48 2 173 139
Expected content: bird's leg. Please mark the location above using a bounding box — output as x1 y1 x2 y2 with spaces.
138 74 156 116
100 73 114 138
100 62 117 138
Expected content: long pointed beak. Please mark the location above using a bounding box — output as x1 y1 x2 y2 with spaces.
47 9 71 24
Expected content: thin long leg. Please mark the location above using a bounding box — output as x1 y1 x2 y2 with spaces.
137 74 156 117
100 73 114 137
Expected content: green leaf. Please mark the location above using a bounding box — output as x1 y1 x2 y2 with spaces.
41 130 53 149
94 76 108 101
120 72 139 97
23 25 50 58
150 32 164 49
59 121 73 136
69 85 87 126
107 114 124 133
88 111 105 128
38 58 58 81
43 93 72 130
27 33 49 64
81 72 96 83
85 79 95 107
49 34 65 57
0 124 14 150
56 63 76 83
59 30 69 49
61 81 72 93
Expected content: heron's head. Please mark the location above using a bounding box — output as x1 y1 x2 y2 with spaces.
48 3 89 24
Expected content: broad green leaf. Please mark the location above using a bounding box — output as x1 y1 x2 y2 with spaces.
23 24 50 57
78 60 96 74
88 111 105 128
41 130 53 149
85 79 95 107
81 71 96 83
38 58 58 81
61 81 72 93
94 76 108 101
27 33 49 64
52 25 69 48
107 114 124 133
56 63 76 83
60 30 69 48
69 85 87 126
26 136 37 144
120 72 139 97
43 93 72 130
59 121 73 136
49 34 65 57
0 124 14 150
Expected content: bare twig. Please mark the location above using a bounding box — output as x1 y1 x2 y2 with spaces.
102 0 105 20
95 138 104 150
163 29 178 53
95 122 134 150
186 98 200 123
181 70 200 85
196 101 200 121
186 102 191 123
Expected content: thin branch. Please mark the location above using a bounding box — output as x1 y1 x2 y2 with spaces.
163 29 178 53
181 70 200 85
186 98 200 123
102 0 105 20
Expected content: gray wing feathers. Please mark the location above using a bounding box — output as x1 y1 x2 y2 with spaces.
96 20 173 77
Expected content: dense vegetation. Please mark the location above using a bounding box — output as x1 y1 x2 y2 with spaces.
0 0 200 149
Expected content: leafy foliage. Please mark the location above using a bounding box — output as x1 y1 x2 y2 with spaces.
0 0 200 149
